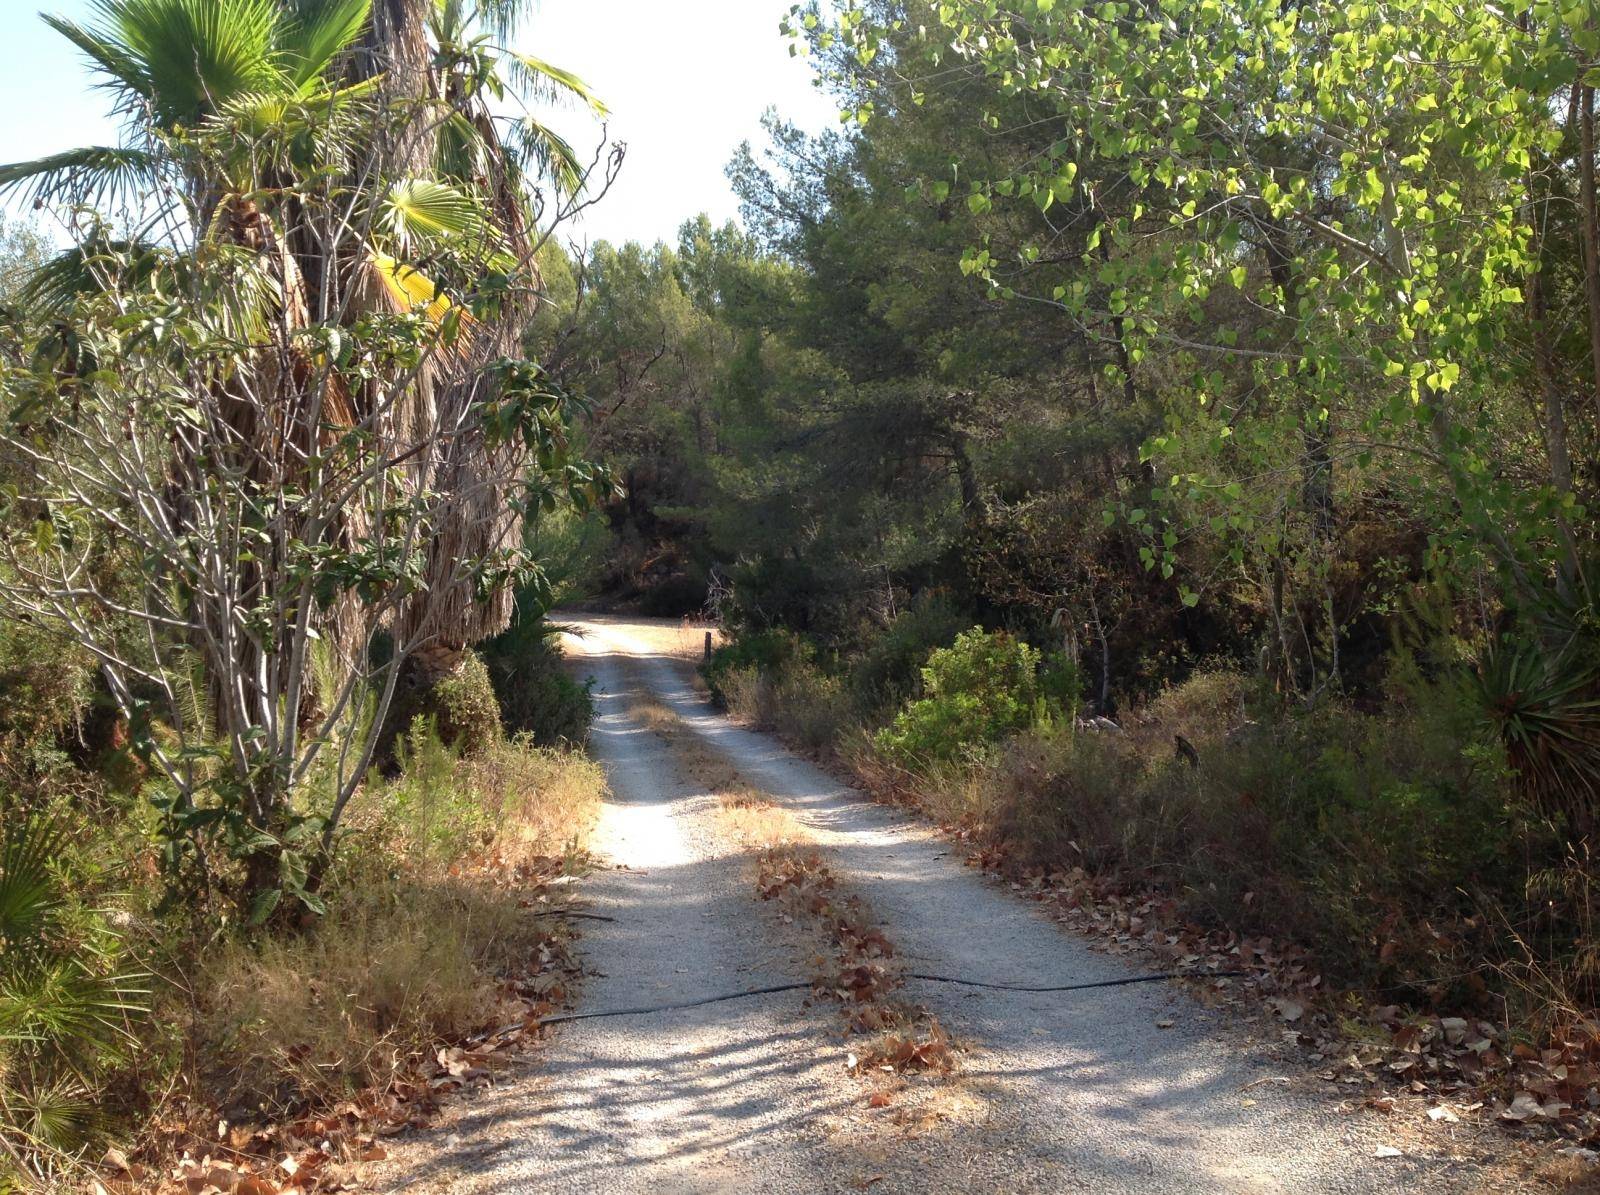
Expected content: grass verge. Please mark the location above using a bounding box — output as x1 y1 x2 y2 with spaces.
72 728 605 1195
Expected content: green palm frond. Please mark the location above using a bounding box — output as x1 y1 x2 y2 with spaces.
462 0 534 43
438 109 493 185
381 178 495 255
0 1072 100 1157
205 75 380 153
40 13 150 109
58 0 289 129
0 146 163 210
0 956 147 1062
499 49 607 116
13 239 172 318
278 0 372 91
1477 636 1600 827
0 817 148 1076
505 116 584 198
0 819 64 950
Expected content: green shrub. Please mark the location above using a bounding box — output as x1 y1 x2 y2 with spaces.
701 629 803 707
958 665 1528 1002
848 595 969 714
873 628 1067 766
481 613 593 747
0 613 98 791
0 624 93 740
778 663 852 752
384 720 492 868
433 653 503 759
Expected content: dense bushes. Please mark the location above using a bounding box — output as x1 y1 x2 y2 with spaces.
482 610 594 747
713 615 1583 1018
847 597 969 714
433 653 504 759
702 629 803 708
0 608 100 792
873 629 1078 766
0 563 598 1184
942 671 1527 1002
0 707 604 1184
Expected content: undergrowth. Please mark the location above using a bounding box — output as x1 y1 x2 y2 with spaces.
192 726 603 1114
0 714 604 1191
715 624 1591 1048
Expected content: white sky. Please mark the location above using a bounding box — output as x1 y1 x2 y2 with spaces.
0 0 839 248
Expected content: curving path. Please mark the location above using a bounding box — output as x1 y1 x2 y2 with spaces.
371 615 1509 1194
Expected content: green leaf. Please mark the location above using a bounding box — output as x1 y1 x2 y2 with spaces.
247 887 282 928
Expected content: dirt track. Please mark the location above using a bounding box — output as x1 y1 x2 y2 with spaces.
372 615 1513 1194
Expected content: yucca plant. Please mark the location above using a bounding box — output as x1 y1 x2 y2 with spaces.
1476 635 1600 837
0 816 147 1178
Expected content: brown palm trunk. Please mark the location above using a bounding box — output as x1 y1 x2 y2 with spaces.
349 0 542 751
361 0 439 178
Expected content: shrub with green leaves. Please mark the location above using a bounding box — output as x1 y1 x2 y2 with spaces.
434 653 504 759
702 629 804 708
848 596 968 714
874 628 1070 766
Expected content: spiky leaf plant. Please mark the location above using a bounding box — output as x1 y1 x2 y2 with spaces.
0 816 147 1178
1476 637 1600 836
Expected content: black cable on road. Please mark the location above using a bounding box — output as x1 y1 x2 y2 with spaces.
903 969 1245 993
532 969 1246 1025
535 982 814 1025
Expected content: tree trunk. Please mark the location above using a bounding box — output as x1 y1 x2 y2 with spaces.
1578 84 1600 422
361 0 439 178
1257 214 1336 694
1524 169 1581 595
349 0 535 662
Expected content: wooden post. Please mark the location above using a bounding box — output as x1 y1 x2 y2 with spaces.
704 630 713 661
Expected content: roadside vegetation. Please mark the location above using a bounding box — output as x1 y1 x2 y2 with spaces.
0 0 611 1188
9 0 1600 1181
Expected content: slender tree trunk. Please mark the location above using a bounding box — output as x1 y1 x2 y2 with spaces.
1524 170 1581 595
949 428 983 523
1257 214 1336 692
1578 84 1600 422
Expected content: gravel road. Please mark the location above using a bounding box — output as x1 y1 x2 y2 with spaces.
373 615 1513 1194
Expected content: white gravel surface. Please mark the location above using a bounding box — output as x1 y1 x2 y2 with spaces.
372 616 1514 1194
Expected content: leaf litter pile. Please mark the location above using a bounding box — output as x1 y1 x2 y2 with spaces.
93 860 590 1195
755 843 955 1081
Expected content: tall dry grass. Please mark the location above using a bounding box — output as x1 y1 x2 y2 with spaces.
191 730 605 1110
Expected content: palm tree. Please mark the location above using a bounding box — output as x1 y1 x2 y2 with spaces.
343 0 610 685
1 0 607 708
0 0 611 901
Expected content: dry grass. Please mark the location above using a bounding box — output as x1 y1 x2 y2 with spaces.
197 874 538 1107
714 786 806 849
190 732 606 1113
716 662 851 753
466 735 606 868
